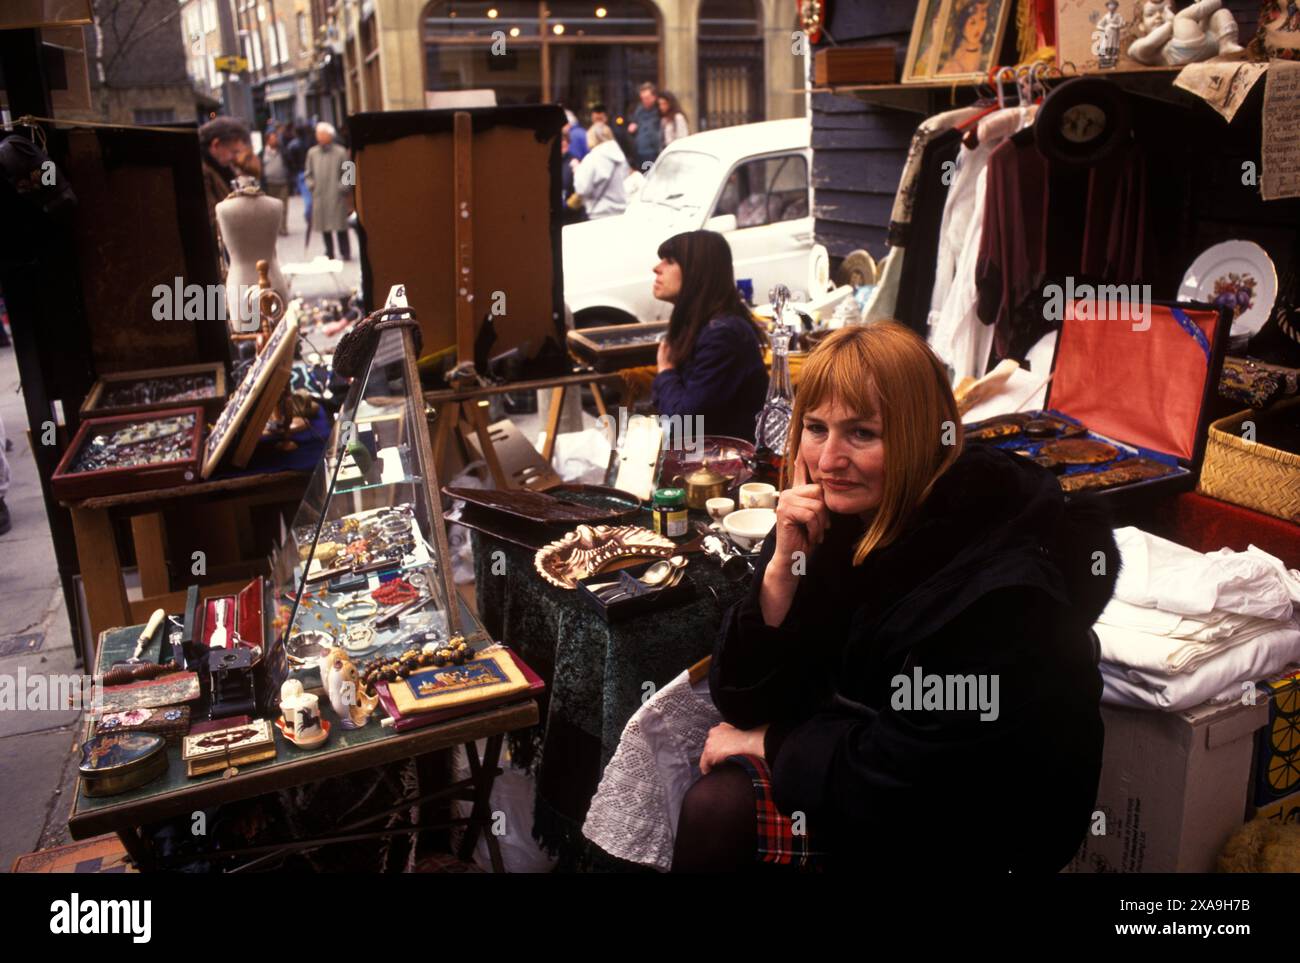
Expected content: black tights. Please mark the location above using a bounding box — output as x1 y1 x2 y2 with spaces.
671 762 759 873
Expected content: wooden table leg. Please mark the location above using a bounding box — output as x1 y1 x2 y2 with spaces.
468 401 509 489
458 734 506 872
115 827 155 871
589 382 609 420
431 400 458 482
130 512 169 598
541 385 566 464
70 506 130 644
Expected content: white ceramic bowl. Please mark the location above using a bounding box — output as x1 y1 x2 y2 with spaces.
723 508 777 551
706 497 735 521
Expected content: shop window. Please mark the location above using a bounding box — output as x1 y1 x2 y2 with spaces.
697 0 763 130
134 108 177 125
715 154 808 228
422 0 659 113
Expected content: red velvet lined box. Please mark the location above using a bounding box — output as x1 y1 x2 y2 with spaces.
51 406 205 501
197 577 265 655
1038 299 1230 500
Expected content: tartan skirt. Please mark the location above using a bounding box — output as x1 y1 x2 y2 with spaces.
726 754 828 870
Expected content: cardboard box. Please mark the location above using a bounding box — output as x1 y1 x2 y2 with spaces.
1068 698 1269 873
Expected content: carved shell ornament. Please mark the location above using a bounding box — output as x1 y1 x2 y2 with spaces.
534 524 677 589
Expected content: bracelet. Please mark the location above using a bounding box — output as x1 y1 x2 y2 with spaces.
335 598 378 621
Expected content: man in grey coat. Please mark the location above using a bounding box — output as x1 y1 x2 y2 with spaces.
305 122 352 260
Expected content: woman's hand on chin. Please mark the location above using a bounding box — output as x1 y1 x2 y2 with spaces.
700 722 768 774
772 456 830 568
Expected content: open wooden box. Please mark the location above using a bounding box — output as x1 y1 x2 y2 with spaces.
51 406 205 501
567 320 668 373
80 362 228 421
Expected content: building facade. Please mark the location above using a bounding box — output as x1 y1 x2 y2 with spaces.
178 0 347 130
63 0 214 125
234 0 347 128
334 0 804 131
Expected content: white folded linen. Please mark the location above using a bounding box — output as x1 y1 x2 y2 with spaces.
1112 528 1299 622
1099 620 1300 712
1096 608 1285 674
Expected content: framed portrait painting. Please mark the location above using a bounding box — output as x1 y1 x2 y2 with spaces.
903 0 1013 83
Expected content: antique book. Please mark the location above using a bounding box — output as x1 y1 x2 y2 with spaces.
185 745 277 777
385 648 531 717
181 718 275 776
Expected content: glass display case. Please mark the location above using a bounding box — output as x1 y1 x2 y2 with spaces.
272 321 491 677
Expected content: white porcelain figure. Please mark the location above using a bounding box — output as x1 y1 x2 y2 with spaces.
321 646 379 729
1128 0 1243 65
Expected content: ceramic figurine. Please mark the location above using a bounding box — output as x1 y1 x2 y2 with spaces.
1129 0 1243 65
321 646 379 729
1095 0 1127 68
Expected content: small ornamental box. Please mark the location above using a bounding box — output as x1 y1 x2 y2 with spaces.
965 300 1230 503
567 321 669 372
80 362 228 421
51 406 205 501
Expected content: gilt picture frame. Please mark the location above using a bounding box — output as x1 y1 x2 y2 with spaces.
903 0 1013 84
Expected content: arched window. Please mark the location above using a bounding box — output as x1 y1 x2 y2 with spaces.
697 0 763 130
423 0 660 123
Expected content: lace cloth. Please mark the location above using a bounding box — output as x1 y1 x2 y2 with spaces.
581 670 722 871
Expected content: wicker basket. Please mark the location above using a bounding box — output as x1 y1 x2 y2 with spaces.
1197 396 1300 524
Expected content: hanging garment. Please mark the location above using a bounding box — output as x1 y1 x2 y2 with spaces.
866 106 982 322
1082 142 1148 282
929 107 1035 380
892 128 963 334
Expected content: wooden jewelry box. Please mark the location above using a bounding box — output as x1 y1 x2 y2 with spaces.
51 405 205 501
567 320 668 372
80 362 228 421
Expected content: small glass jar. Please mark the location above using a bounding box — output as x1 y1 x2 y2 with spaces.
652 488 689 538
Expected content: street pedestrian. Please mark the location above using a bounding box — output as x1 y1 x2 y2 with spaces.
573 122 629 219
261 128 291 235
658 91 689 147
627 82 662 170
305 122 353 260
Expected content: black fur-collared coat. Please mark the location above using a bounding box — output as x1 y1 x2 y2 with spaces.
710 443 1119 872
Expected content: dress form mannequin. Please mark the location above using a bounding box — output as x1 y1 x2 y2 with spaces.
217 176 287 332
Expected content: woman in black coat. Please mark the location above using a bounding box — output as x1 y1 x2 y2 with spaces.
674 322 1117 873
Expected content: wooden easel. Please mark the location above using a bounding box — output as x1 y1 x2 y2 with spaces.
426 112 613 491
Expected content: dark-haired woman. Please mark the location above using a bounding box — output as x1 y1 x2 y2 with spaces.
651 231 768 442
658 91 690 146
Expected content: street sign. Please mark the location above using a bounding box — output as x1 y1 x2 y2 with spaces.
214 55 249 73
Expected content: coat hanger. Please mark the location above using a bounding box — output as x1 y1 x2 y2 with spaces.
962 66 1019 149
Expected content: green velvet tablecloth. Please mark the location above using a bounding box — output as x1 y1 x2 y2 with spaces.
470 523 749 868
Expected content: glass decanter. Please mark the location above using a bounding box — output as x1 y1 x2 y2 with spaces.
752 285 796 481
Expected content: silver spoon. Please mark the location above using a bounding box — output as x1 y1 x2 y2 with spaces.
595 556 686 601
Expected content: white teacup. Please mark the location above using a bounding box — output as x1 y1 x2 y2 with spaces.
705 497 735 522
285 692 322 742
739 482 777 510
